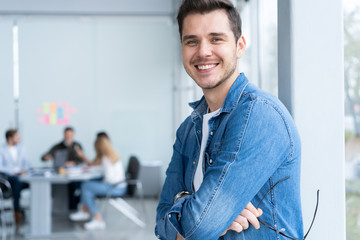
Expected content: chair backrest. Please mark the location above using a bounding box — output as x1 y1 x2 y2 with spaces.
125 156 140 196
0 173 12 199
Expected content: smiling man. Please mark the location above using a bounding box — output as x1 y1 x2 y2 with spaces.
155 0 303 239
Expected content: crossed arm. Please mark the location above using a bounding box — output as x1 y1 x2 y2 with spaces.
175 202 263 240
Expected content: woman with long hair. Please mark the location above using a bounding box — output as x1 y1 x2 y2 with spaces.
69 136 126 230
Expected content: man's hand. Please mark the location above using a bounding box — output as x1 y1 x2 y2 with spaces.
175 202 262 239
176 233 185 240
220 202 263 236
43 154 52 161
74 145 84 158
65 161 76 167
75 146 91 164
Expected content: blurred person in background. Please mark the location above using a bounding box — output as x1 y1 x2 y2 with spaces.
69 136 126 230
41 126 83 167
0 129 30 223
41 126 84 210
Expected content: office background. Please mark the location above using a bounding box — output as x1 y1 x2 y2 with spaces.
0 0 350 239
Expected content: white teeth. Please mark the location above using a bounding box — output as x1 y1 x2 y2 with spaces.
197 64 216 70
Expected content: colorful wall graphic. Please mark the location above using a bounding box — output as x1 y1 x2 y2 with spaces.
36 102 77 125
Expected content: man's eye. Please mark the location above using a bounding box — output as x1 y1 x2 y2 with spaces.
185 40 198 45
212 38 222 42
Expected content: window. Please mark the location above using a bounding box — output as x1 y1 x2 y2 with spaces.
344 0 360 238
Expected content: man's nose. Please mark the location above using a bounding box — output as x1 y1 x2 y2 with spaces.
197 41 212 57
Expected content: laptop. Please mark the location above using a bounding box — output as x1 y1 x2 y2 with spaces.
53 149 69 168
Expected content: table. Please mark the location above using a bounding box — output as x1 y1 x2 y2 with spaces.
20 168 101 238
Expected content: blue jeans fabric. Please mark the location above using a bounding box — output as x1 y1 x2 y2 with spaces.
8 175 28 211
81 180 126 215
155 73 303 240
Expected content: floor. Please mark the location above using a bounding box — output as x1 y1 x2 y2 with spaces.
8 197 159 240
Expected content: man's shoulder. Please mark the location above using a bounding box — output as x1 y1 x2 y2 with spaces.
73 141 82 147
50 141 65 150
241 83 290 115
15 144 25 150
179 115 193 128
242 83 277 103
175 115 193 138
0 144 8 151
0 144 5 153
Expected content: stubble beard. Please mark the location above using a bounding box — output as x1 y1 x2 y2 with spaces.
186 54 238 90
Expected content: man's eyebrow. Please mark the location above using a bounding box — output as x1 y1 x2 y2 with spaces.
209 32 227 37
182 32 228 42
182 35 197 42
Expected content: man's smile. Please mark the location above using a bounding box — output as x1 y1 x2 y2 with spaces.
195 63 218 71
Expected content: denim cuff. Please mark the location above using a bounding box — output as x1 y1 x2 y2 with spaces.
168 194 193 237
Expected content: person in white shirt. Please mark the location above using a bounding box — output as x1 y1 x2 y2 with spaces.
0 129 30 223
69 135 127 230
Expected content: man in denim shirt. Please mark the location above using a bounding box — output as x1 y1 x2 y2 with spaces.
155 0 303 239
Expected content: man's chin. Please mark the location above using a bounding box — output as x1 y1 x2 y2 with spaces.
194 78 224 90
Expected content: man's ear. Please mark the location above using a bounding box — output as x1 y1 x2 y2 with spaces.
236 35 246 59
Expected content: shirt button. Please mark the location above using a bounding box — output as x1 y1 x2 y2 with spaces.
209 159 213 164
197 130 201 134
168 214 171 218
193 161 196 165
210 131 213 136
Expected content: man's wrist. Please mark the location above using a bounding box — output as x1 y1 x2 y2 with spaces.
174 191 192 203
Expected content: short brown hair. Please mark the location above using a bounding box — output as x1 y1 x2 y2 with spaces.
64 126 74 133
5 129 17 140
177 0 242 41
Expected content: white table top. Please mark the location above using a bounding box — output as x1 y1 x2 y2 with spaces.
20 166 103 183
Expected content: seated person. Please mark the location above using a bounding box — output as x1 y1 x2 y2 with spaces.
69 136 127 230
0 129 30 223
81 131 110 166
41 126 83 167
42 126 84 210
96 131 109 140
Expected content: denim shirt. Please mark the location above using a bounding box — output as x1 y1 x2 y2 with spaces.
155 73 303 240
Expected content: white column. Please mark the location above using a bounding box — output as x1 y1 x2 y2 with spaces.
30 180 52 236
278 0 345 239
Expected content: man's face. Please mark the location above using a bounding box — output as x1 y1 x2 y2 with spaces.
64 130 74 145
181 10 245 90
12 133 20 145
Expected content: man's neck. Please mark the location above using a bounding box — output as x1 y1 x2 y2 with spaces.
7 141 15 147
203 74 238 113
64 141 74 147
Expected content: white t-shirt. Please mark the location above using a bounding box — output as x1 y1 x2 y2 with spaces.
102 156 126 187
193 108 220 192
8 146 20 173
8 146 18 163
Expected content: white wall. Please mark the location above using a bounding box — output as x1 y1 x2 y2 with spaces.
0 15 176 168
0 18 16 138
278 0 345 239
0 0 173 16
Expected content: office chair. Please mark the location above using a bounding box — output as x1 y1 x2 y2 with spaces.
98 156 146 228
0 176 15 240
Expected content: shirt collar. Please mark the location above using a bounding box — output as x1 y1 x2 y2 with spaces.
189 73 249 119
